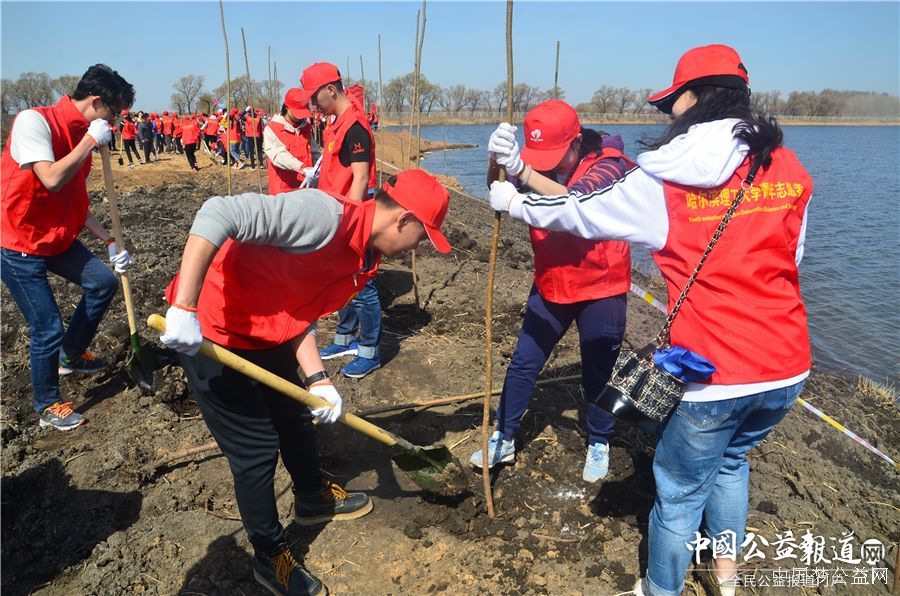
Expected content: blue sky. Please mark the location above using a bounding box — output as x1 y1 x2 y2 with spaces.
2 1 898 110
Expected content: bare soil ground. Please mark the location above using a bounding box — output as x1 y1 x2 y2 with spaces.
2 132 897 595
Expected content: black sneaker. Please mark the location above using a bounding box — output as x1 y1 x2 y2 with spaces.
253 546 326 596
294 481 373 526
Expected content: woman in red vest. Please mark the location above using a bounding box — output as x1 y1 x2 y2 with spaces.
120 110 141 167
156 169 452 596
262 89 315 194
172 113 183 155
489 45 813 596
470 100 633 484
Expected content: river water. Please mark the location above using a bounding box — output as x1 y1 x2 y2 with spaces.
388 123 900 385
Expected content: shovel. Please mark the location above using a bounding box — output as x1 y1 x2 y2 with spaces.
99 146 157 393
147 314 468 495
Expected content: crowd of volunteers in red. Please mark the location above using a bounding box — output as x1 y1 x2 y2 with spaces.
1 44 815 596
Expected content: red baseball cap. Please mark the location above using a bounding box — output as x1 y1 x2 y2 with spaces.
520 100 581 172
163 110 169 115
382 170 452 254
284 88 313 119
300 62 342 95
648 44 750 114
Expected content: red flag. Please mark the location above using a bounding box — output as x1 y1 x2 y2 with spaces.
347 85 365 112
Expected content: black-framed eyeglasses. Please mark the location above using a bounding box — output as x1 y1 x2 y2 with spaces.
98 98 121 118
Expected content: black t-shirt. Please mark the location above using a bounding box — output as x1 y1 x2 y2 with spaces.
338 122 372 167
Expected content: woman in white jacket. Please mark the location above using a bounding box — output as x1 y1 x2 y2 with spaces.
489 44 813 596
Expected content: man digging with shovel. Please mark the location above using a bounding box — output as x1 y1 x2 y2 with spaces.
1 64 135 431
158 169 452 596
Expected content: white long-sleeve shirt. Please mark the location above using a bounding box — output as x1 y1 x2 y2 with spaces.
508 119 811 403
262 115 306 172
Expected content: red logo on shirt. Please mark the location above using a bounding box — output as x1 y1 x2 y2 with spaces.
352 142 364 154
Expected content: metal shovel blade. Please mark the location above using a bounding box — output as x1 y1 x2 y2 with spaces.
125 332 156 394
390 444 469 496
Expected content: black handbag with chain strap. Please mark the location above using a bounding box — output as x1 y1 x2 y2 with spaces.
597 156 764 426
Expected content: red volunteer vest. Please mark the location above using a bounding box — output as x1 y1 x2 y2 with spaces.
318 104 376 197
205 116 219 137
181 121 200 145
165 195 380 349
121 120 137 140
226 119 240 144
653 148 813 384
265 119 314 195
1 96 92 256
530 148 634 304
163 117 174 135
173 119 183 137
245 115 261 138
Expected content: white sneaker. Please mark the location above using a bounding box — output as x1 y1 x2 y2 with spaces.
469 431 515 469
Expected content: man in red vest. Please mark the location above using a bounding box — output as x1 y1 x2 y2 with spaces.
262 89 315 195
157 169 452 596
241 105 263 169
1 64 135 431
298 62 383 379
162 110 175 153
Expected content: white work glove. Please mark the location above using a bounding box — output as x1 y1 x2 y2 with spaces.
309 384 343 424
106 242 132 273
489 180 519 214
86 119 113 146
488 123 524 176
159 305 203 356
299 166 318 189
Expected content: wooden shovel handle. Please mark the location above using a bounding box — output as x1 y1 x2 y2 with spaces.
146 314 400 448
99 146 139 336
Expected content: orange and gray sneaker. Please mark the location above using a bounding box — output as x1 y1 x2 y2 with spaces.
253 545 326 596
39 402 86 431
58 352 108 376
293 481 373 526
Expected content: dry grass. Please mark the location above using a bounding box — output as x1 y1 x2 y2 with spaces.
856 376 898 411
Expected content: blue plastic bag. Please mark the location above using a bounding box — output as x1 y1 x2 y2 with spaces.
653 346 716 383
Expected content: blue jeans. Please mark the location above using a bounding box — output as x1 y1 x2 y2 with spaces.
242 137 257 167
1 242 118 412
497 285 624 445
333 279 382 360
644 381 806 595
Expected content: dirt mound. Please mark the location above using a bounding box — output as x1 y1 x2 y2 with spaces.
2 150 897 595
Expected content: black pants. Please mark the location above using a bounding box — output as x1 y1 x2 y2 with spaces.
184 143 197 169
123 139 140 164
179 342 322 553
142 138 154 163
205 135 218 151
174 137 184 154
255 137 265 166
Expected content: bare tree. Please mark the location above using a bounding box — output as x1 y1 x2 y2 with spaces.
444 84 468 113
590 85 617 113
9 72 54 108
613 87 636 114
197 93 215 114
260 77 283 111
492 82 508 115
631 88 655 114
2 79 20 113
172 75 205 113
51 75 80 100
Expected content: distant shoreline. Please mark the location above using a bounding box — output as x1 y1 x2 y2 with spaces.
381 117 900 127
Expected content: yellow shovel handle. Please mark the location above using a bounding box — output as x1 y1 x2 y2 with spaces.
147 314 398 447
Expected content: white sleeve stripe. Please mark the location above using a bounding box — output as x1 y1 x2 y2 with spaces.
521 166 642 208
